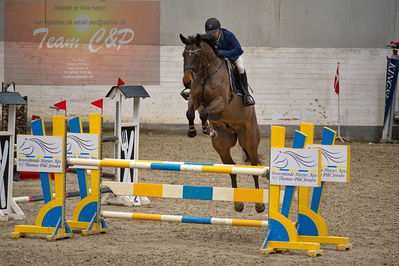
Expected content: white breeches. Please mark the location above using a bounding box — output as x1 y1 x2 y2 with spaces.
235 57 245 74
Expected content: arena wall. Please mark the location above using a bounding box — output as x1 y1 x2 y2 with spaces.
0 0 398 140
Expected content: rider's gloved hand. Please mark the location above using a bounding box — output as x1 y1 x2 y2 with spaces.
217 49 225 57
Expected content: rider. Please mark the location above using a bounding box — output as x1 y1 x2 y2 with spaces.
180 18 255 106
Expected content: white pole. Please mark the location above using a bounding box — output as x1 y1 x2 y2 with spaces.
115 94 122 180
7 105 25 220
388 88 396 141
132 98 140 183
337 91 343 142
336 62 350 142
67 158 269 176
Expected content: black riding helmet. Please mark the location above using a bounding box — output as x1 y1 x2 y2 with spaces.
205 18 221 34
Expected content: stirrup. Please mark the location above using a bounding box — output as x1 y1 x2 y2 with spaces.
244 94 255 106
235 90 243 96
180 88 190 100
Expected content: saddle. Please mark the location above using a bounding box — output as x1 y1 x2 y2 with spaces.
224 59 243 96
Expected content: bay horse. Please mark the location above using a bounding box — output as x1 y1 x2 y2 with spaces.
180 33 265 213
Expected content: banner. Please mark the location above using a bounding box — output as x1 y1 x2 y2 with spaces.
4 1 160 85
382 57 399 141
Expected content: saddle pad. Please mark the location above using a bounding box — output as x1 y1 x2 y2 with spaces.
225 59 239 93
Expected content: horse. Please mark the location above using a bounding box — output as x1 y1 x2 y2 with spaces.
179 33 265 213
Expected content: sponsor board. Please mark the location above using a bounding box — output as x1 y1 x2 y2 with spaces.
306 145 350 183
67 133 99 169
270 148 321 187
17 135 63 173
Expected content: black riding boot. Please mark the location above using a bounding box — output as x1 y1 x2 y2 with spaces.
180 88 190 100
239 72 255 106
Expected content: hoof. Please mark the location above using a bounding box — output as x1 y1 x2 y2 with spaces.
187 129 197 138
234 202 244 212
209 130 217 137
255 203 265 213
180 88 190 100
244 95 255 106
202 129 210 135
202 121 210 135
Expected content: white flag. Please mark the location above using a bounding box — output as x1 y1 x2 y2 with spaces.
6 83 15 92
271 111 284 121
300 109 313 120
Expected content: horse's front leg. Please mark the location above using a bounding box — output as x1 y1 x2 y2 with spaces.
199 96 226 135
199 108 210 135
186 101 197 138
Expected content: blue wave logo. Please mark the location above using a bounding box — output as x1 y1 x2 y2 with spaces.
310 146 345 164
67 135 97 152
272 150 317 169
19 137 60 156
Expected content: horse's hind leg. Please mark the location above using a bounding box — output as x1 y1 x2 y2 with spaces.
252 173 266 213
211 125 243 212
249 159 266 213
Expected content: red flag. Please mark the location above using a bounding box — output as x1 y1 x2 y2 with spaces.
32 115 41 120
117 78 125 86
54 100 67 110
334 63 340 95
91 99 103 109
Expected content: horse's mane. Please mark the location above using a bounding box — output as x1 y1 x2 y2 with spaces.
185 34 218 55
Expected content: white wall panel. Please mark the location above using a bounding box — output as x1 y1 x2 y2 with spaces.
0 44 392 128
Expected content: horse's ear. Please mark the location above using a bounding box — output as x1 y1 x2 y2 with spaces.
195 34 201 46
180 34 188 45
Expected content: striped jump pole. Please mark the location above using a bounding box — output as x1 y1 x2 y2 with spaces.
67 158 269 176
101 211 268 227
103 181 274 204
102 181 274 228
13 188 112 204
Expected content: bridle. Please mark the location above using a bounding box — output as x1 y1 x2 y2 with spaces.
183 46 222 83
183 48 209 79
183 42 232 105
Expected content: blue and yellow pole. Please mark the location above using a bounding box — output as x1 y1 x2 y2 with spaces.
260 126 322 256
67 114 108 235
297 124 352 250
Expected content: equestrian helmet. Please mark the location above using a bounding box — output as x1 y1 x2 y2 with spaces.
205 18 221 34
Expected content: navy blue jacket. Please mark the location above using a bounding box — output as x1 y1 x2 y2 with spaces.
217 28 244 61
